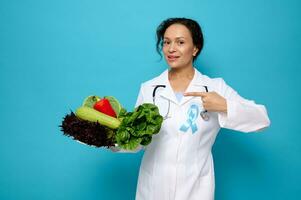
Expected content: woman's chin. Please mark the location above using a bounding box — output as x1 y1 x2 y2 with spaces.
167 62 181 69
166 60 193 70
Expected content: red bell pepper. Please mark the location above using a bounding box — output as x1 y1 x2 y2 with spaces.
93 98 117 118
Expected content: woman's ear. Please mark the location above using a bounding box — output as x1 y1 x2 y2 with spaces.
193 47 199 56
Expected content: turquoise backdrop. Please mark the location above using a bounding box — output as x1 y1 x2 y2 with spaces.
1 0 300 199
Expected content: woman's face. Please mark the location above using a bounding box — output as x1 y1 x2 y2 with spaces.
162 24 198 69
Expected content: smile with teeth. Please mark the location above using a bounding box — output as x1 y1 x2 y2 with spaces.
167 55 180 61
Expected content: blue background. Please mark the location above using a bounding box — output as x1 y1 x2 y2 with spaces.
1 0 300 199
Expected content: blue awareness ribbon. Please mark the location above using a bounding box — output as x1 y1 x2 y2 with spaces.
179 104 199 134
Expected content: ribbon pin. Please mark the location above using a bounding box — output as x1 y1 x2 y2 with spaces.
179 104 199 134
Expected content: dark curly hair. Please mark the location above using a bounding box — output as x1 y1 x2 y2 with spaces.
156 17 204 62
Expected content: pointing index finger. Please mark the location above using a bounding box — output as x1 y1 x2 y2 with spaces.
183 92 207 97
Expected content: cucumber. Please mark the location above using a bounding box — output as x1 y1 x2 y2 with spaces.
75 106 121 129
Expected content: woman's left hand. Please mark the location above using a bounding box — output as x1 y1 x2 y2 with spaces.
184 92 227 113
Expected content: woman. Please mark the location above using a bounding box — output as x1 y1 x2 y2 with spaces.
112 17 270 200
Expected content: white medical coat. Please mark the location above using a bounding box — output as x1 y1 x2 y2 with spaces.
114 67 270 200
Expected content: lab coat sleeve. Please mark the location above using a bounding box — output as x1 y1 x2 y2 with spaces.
109 84 146 153
217 78 271 133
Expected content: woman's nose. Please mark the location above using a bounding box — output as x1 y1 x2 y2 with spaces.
168 42 176 52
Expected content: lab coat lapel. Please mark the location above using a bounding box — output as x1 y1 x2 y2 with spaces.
179 68 207 106
157 69 180 105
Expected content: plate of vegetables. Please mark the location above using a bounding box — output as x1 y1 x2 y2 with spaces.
60 95 163 150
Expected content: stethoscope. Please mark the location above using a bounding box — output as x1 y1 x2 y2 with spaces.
152 85 210 121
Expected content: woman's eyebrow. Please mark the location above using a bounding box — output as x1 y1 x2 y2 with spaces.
164 36 185 40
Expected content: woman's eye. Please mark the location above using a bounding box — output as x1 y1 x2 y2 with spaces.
163 41 170 45
178 41 184 45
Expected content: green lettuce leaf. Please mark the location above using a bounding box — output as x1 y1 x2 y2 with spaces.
115 103 163 150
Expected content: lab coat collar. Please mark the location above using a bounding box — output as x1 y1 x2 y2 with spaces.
156 67 208 106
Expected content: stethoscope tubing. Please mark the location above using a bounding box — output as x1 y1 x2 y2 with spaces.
152 85 209 121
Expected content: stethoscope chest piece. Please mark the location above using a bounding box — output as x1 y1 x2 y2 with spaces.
200 111 210 121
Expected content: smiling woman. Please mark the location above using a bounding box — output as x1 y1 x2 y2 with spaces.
110 17 271 200
156 18 204 63
162 24 198 69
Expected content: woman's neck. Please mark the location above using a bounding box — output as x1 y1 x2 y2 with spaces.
168 66 195 80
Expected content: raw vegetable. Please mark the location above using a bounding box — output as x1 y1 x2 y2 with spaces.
82 95 123 117
115 103 163 150
75 106 120 129
82 95 100 107
104 96 123 117
93 98 117 118
61 112 115 147
60 96 163 151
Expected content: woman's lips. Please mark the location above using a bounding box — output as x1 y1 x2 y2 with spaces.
167 55 180 61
